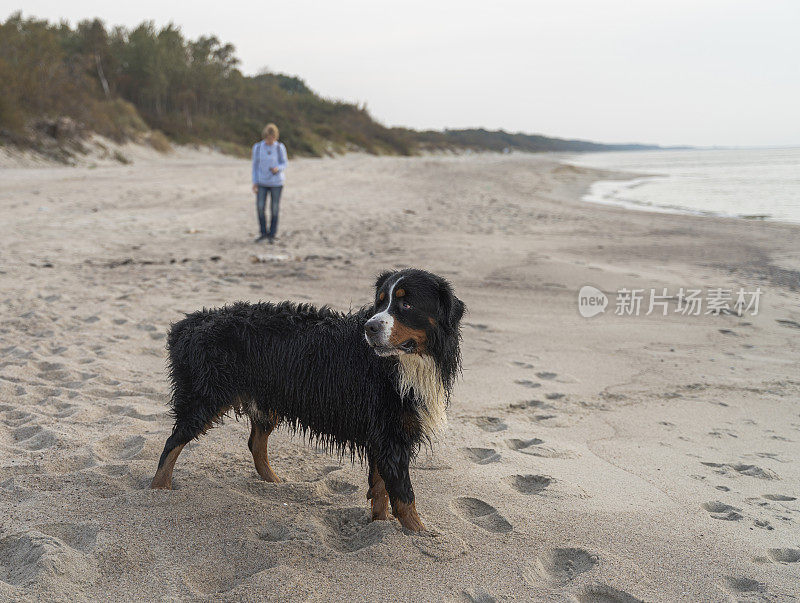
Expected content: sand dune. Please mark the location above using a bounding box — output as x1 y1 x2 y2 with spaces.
1 149 799 601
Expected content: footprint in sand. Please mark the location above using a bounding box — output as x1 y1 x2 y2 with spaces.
701 501 743 521
576 584 643 602
106 404 160 422
13 425 57 451
776 319 800 329
701 461 779 480
720 576 766 596
461 447 501 465
255 523 293 543
762 494 796 501
2 409 33 427
38 523 100 553
529 547 598 586
767 548 800 563
0 530 97 586
506 438 574 459
505 474 552 495
535 372 557 380
469 417 507 432
514 379 541 389
324 477 359 495
506 437 543 449
450 497 512 533
509 399 552 411
461 587 497 602
320 507 390 551
94 434 145 461
510 361 534 369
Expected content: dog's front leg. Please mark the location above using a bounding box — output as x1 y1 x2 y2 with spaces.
376 452 425 532
366 457 390 521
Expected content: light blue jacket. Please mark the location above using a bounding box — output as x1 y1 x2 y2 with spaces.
251 141 288 186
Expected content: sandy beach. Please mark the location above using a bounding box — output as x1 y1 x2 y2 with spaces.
1 149 799 601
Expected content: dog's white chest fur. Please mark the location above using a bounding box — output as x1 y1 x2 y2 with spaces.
397 355 447 437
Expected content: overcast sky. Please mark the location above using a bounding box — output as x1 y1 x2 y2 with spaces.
5 1 799 147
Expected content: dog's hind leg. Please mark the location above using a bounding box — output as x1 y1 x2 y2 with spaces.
151 427 193 490
151 406 229 489
366 459 390 521
248 418 282 483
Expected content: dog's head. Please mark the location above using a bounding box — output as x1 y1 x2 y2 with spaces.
365 268 465 362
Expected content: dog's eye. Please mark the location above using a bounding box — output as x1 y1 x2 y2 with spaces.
400 301 412 310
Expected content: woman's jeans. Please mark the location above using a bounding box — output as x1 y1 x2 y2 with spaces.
255 185 282 238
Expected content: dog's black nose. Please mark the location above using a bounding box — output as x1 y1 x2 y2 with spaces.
365 318 382 334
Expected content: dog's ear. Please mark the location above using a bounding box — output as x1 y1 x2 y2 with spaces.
438 282 465 331
375 270 395 292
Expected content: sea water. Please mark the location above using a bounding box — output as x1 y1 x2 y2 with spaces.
566 147 800 224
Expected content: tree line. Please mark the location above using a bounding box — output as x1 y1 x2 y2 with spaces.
0 13 658 158
0 13 423 156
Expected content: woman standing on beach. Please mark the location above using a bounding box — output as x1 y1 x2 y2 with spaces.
251 123 288 243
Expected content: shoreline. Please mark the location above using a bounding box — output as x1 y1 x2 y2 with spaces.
562 147 800 226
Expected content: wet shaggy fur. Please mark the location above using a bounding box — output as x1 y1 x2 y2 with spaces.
151 268 465 530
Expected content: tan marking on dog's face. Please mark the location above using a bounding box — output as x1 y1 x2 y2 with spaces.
379 292 386 302
389 322 427 353
395 288 405 297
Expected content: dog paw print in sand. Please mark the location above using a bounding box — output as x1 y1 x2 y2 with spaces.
526 547 599 586
461 447 501 465
469 416 507 432
504 474 552 495
450 497 512 533
514 379 541 389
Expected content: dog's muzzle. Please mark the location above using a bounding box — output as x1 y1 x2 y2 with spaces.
365 315 404 356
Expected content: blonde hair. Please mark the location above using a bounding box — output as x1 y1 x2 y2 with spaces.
261 123 279 139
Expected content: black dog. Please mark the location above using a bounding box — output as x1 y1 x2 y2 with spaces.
151 268 464 531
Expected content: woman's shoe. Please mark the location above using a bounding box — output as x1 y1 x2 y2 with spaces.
254 234 269 243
